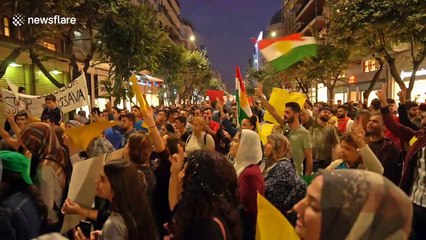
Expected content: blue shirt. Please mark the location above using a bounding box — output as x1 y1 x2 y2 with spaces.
104 127 122 150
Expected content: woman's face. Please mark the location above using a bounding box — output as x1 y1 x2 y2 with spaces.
111 109 119 120
340 140 360 166
264 141 274 158
294 175 323 240
229 132 241 157
192 121 203 133
95 172 114 201
241 119 254 130
160 125 168 136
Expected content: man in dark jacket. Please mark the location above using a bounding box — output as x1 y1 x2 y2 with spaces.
377 85 426 239
366 114 402 185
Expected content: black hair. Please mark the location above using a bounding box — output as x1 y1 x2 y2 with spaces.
122 113 136 123
164 123 175 133
18 87 25 93
44 94 56 102
203 107 214 113
15 110 28 119
170 150 242 240
370 99 381 111
243 115 258 130
104 160 158 240
285 102 301 113
131 105 140 110
387 98 396 104
405 101 419 110
175 116 187 125
211 101 218 109
338 105 349 112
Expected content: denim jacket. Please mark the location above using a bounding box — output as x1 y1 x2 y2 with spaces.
0 192 43 240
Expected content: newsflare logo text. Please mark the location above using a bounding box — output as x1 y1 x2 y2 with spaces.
12 13 76 27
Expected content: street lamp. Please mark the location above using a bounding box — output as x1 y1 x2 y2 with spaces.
189 35 195 42
271 31 277 37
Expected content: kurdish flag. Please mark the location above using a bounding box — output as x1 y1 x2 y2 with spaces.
235 66 252 125
258 33 317 71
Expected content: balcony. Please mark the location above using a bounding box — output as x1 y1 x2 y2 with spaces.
300 15 326 35
295 0 325 24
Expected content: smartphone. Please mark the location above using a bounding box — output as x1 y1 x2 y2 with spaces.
79 220 92 237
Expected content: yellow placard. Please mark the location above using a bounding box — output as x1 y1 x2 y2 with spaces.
256 193 300 240
259 123 275 145
65 120 120 150
264 88 307 125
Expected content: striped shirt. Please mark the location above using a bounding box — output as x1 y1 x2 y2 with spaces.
411 147 426 207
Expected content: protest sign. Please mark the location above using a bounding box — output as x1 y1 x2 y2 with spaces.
1 74 89 116
264 88 307 124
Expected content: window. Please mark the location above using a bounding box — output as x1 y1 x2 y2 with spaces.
363 59 379 73
3 17 10 36
43 41 56 51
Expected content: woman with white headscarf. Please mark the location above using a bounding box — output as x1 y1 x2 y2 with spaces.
229 129 264 240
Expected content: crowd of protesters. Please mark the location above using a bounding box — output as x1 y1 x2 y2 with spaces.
0 82 422 240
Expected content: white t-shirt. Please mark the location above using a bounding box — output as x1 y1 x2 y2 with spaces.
185 132 215 154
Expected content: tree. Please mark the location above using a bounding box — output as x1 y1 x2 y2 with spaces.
96 1 166 105
1 0 78 87
176 49 211 103
329 0 426 99
302 42 351 103
157 43 186 104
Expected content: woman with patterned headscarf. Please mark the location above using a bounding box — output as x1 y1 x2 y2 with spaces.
262 133 306 226
293 169 413 240
19 122 71 231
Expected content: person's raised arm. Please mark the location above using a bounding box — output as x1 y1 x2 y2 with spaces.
0 123 19 150
141 107 165 153
376 84 415 142
351 118 384 174
397 88 419 130
168 145 184 210
255 83 284 125
7 113 21 137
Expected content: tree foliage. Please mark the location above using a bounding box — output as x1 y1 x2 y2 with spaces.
329 0 426 98
96 1 166 105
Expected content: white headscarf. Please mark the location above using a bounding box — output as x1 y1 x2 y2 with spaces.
234 129 263 177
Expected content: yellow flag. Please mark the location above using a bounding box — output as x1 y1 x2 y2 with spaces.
65 120 120 150
259 123 275 145
129 75 148 111
129 75 149 128
256 192 300 240
264 88 307 125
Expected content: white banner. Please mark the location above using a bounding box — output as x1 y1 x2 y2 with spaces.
1 74 89 116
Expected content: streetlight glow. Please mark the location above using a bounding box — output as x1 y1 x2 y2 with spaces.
271 31 277 37
189 35 195 42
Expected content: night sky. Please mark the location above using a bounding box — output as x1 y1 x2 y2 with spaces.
180 0 282 92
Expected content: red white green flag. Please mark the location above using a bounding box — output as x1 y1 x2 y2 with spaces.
258 33 317 71
235 66 252 125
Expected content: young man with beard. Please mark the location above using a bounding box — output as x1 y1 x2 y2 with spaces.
119 113 137 148
366 114 402 184
304 107 340 172
282 102 313 176
336 105 354 135
255 85 313 175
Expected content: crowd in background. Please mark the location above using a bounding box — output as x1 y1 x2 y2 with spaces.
0 83 422 240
